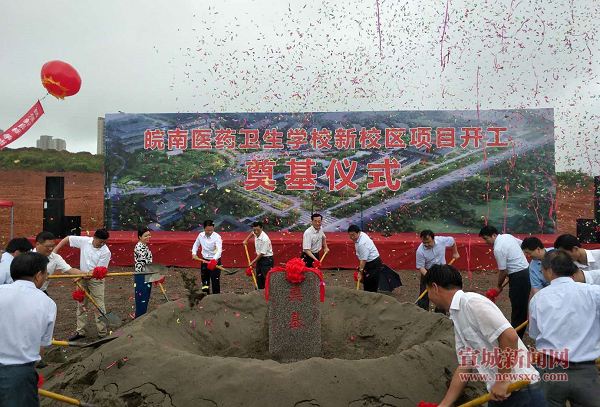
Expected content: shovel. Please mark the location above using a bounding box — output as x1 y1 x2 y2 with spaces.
51 337 117 348
74 281 122 328
39 389 94 407
414 258 457 304
142 263 169 301
244 244 259 290
49 271 162 283
196 258 238 275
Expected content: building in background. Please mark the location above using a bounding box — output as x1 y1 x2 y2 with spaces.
97 117 105 155
36 135 67 151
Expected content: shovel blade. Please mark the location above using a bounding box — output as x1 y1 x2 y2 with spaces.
99 313 122 328
142 263 169 275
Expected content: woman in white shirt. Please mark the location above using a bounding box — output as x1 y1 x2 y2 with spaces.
133 228 153 318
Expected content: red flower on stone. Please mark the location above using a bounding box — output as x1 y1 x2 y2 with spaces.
72 289 85 302
207 259 218 270
285 258 307 284
92 266 108 280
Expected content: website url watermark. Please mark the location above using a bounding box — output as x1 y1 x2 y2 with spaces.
459 372 567 382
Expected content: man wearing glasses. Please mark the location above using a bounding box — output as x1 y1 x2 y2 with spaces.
34 231 85 296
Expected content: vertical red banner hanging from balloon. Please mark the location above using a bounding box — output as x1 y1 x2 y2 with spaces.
0 101 44 150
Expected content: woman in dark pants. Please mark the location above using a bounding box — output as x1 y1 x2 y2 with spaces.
133 228 153 318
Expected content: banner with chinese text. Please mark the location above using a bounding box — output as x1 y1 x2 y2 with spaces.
104 109 555 234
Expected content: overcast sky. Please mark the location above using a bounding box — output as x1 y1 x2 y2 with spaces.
1 0 598 174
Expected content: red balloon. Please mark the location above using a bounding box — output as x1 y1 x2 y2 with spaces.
41 60 81 99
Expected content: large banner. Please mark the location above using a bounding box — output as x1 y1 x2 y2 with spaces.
104 109 555 233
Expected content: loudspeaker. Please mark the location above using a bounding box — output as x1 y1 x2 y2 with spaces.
576 218 598 244
46 176 64 199
43 199 65 237
61 216 81 237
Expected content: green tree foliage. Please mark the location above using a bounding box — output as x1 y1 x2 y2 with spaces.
0 148 103 172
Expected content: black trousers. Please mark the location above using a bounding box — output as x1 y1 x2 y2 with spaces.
301 252 319 268
200 258 221 294
256 256 273 289
0 363 39 407
508 268 530 339
417 273 447 314
539 362 600 406
363 257 382 292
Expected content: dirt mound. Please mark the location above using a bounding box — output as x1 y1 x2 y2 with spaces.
40 287 485 407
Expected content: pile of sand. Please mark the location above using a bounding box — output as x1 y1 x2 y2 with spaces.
41 287 485 407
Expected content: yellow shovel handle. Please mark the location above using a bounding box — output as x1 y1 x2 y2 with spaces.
75 281 103 311
244 245 259 289
515 320 528 332
319 250 329 263
51 340 69 346
158 282 167 296
49 272 136 279
457 381 530 407
39 388 93 406
244 244 252 266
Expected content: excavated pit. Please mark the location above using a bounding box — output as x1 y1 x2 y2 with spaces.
40 287 485 407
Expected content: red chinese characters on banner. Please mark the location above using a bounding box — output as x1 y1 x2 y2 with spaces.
367 158 401 191
215 128 236 149
334 128 356 149
0 101 45 150
287 128 308 149
487 127 509 147
326 158 358 191
359 127 382 149
286 311 307 329
144 129 165 150
239 129 260 149
385 128 407 148
285 158 317 190
436 127 456 148
167 128 188 150
409 127 432 149
310 128 333 149
244 159 276 191
191 129 212 149
263 128 284 149
460 127 484 148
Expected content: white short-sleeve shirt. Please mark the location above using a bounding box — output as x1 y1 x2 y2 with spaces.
68 236 111 272
0 252 14 284
40 252 72 291
584 269 600 285
302 226 326 253
492 234 529 274
574 249 600 272
254 231 273 256
449 290 540 392
355 232 380 262
415 236 455 270
0 280 57 364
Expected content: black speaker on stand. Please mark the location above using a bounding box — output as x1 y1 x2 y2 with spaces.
46 176 65 199
43 199 65 238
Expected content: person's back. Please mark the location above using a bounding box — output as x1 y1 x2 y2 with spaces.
0 252 56 407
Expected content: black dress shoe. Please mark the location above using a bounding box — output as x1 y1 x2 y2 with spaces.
68 333 86 341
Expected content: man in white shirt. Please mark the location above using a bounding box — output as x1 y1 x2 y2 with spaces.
529 249 600 405
34 231 85 296
54 229 111 341
0 252 56 407
415 229 459 312
480 226 530 339
301 213 329 268
348 225 381 292
424 264 545 407
554 233 600 272
0 237 34 284
243 221 273 289
191 219 223 294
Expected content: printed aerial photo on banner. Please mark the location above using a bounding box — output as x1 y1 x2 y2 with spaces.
104 109 555 233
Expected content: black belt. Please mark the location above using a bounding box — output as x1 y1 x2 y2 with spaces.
366 257 381 264
259 256 272 259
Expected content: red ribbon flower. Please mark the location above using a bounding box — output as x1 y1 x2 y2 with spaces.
486 288 500 303
72 289 85 302
153 277 166 287
417 403 438 407
245 266 253 277
207 259 218 270
313 260 322 269
37 373 45 388
353 269 360 281
92 266 108 280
